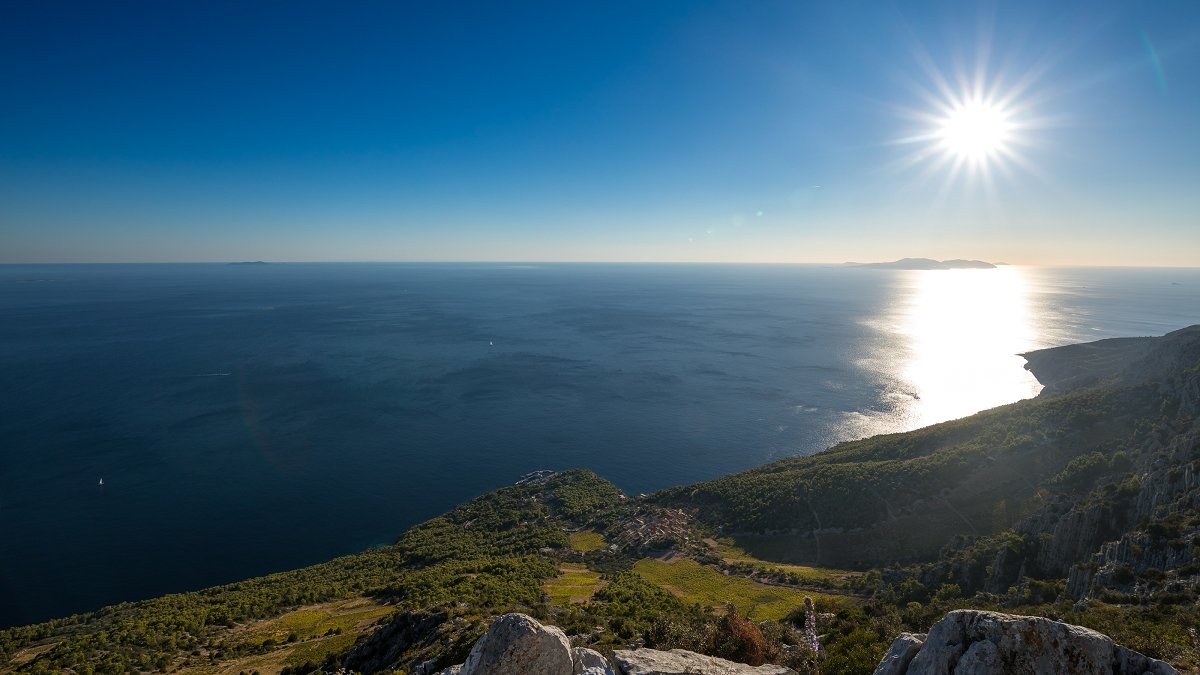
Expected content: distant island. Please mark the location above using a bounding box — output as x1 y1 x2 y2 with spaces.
228 260 269 265
844 257 997 269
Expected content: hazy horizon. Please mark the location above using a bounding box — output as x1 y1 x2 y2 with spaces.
5 259 1200 268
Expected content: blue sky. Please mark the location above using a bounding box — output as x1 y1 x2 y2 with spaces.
1 1 1197 264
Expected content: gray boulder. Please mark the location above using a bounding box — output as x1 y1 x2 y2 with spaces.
435 614 798 675
458 613 575 675
574 646 616 675
880 610 1176 675
873 633 925 675
612 648 797 675
953 639 1002 675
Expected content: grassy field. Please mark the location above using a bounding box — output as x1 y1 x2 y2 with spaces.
545 563 607 605
707 537 861 585
567 530 607 552
3 643 56 670
633 557 850 621
177 598 392 674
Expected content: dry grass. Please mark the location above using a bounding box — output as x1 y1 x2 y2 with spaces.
567 530 607 552
2 642 58 671
544 563 607 605
633 557 849 622
176 597 392 675
706 537 861 585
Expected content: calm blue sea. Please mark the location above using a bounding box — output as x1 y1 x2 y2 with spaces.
1 263 1198 627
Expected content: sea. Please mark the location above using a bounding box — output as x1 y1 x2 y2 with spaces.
1 263 1198 628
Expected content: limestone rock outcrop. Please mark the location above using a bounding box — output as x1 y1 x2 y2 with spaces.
611 648 797 674
574 647 616 675
456 613 574 675
438 613 794 675
872 632 925 675
873 610 1176 675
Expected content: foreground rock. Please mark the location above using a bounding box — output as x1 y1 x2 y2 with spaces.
874 610 1176 675
574 647 616 675
873 633 925 675
455 613 574 675
438 613 793 675
611 648 797 674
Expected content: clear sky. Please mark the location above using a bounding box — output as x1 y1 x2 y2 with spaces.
1 1 1197 265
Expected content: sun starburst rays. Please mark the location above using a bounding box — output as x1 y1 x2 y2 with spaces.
888 76 1043 213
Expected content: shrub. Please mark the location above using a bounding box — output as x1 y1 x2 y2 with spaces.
1112 564 1136 584
711 605 768 666
1052 452 1109 489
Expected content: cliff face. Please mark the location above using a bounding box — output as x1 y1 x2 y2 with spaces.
1065 429 1200 600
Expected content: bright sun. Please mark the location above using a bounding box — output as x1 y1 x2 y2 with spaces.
937 100 1011 160
895 84 1032 187
893 44 1044 189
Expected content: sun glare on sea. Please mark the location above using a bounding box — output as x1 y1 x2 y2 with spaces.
896 267 1043 428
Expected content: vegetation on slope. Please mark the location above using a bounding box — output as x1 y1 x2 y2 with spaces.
653 383 1168 566
5 329 1200 674
0 471 613 674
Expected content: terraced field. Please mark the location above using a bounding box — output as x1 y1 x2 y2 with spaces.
632 557 851 621
567 530 607 552
544 563 608 605
177 598 391 674
707 538 862 586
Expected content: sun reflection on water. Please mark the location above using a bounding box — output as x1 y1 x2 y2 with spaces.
893 267 1043 428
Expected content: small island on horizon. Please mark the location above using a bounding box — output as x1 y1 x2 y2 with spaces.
844 257 998 270
228 260 269 265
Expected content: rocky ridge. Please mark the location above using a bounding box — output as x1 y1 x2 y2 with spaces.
416 610 1175 675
